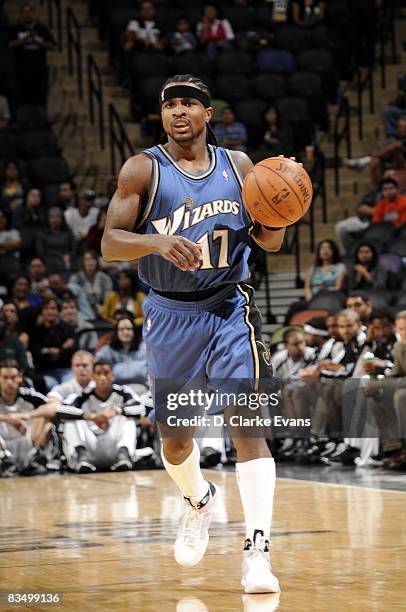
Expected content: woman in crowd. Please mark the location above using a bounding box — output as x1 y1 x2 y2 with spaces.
262 106 293 157
69 249 113 319
101 269 145 326
12 188 47 262
285 240 346 323
36 207 77 273
1 301 29 348
347 242 388 291
95 316 148 385
0 161 28 209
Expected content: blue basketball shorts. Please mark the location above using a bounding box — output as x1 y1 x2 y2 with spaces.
142 283 273 413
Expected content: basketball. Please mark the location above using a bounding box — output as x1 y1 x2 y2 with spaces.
242 157 313 227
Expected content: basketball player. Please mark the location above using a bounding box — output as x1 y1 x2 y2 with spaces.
102 75 287 593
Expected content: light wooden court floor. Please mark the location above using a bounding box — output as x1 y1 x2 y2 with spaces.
0 470 405 611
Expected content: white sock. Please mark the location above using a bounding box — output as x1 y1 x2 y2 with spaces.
236 457 276 543
162 439 209 503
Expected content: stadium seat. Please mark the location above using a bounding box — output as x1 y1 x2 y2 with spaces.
288 71 329 130
256 49 296 74
172 53 210 79
297 49 338 102
274 26 309 55
17 130 59 159
27 156 70 187
0 131 18 161
234 99 267 147
137 76 168 114
16 105 48 129
131 53 171 81
249 149 271 164
361 222 396 248
108 8 137 60
363 289 391 309
214 75 251 102
289 309 330 326
217 51 253 76
394 292 406 310
389 237 406 258
308 290 346 313
223 5 255 32
252 74 287 103
379 253 403 275
275 96 314 150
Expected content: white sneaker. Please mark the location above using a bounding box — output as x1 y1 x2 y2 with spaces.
174 482 217 567
241 531 280 594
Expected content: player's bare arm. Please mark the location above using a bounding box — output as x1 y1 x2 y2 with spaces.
101 154 202 272
231 150 286 252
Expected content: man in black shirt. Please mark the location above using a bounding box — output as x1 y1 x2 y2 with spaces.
8 3 55 107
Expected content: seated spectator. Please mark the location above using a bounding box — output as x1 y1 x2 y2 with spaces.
9 275 42 331
94 177 117 209
383 74 406 139
214 106 247 152
8 2 55 107
29 297 77 389
197 4 235 60
170 16 197 54
345 118 406 187
346 291 373 326
0 360 49 476
0 161 27 210
27 257 49 296
24 361 144 473
122 1 164 53
95 316 148 386
291 0 325 27
1 302 29 349
347 243 388 291
371 177 406 226
36 207 77 273
47 350 94 402
285 240 346 323
0 208 21 281
60 297 97 352
64 189 99 249
94 308 133 352
47 273 75 301
101 270 145 326
57 181 77 210
0 317 29 374
304 240 346 301
262 106 293 157
272 329 315 379
0 94 11 130
12 188 47 262
85 207 108 256
69 249 113 319
335 168 401 254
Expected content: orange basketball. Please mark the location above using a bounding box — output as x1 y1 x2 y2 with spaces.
242 157 313 227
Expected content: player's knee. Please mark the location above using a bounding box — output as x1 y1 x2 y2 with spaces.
162 437 193 463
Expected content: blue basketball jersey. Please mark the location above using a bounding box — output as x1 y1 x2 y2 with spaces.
137 144 253 291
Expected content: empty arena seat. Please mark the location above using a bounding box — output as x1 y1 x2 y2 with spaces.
223 5 255 32
389 237 406 258
256 49 296 74
364 289 391 309
0 131 18 161
131 53 171 81
172 53 210 79
288 71 329 129
308 290 346 313
27 156 70 187
17 130 59 159
274 26 309 55
137 76 167 114
379 253 403 275
360 222 396 247
252 74 287 102
217 51 253 76
276 96 314 150
297 49 337 102
214 75 251 102
234 99 267 147
16 105 48 129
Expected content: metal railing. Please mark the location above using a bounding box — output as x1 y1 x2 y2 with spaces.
109 102 135 175
67 6 83 99
307 151 327 252
333 96 351 196
88 54 104 149
356 66 375 140
41 0 62 51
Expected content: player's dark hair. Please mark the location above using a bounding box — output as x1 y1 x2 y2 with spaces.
314 239 341 267
158 74 218 146
347 290 371 304
93 359 113 371
282 329 302 344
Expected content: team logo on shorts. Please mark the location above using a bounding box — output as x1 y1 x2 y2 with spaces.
146 318 152 332
223 169 230 181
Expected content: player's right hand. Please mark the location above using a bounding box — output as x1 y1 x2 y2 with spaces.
155 235 203 272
